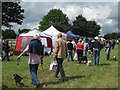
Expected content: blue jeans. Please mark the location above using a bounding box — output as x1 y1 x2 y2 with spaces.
84 49 88 56
29 64 40 85
106 49 110 60
93 48 100 65
67 50 73 61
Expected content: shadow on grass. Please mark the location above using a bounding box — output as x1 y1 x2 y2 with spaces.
42 75 85 86
2 83 29 89
99 63 111 66
2 84 8 90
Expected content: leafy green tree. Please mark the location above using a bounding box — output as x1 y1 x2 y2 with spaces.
18 29 31 34
86 21 101 37
104 34 111 39
2 29 16 39
38 9 71 32
104 32 120 39
72 15 101 37
72 15 87 36
2 2 24 27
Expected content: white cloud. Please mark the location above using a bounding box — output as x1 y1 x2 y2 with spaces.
10 22 39 34
53 4 83 20
105 19 112 24
82 5 112 21
8 2 118 35
81 5 115 35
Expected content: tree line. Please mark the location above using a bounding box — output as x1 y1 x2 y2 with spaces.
38 9 101 38
2 2 118 40
104 32 120 39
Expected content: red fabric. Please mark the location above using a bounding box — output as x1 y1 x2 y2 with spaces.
15 36 52 51
15 36 22 51
47 37 52 48
77 42 84 50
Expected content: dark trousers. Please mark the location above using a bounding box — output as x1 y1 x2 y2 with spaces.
77 50 83 63
29 64 40 85
2 52 10 61
55 58 66 79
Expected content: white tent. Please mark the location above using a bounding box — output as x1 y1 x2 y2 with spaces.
42 26 67 47
15 29 52 54
42 26 60 37
19 30 41 36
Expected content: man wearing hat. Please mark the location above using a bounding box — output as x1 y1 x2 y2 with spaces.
92 36 101 65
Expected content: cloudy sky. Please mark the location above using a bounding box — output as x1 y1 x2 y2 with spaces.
10 1 118 36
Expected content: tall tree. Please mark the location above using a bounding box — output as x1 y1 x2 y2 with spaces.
2 2 24 27
86 21 101 37
72 15 87 36
72 15 101 37
38 9 71 32
2 29 16 39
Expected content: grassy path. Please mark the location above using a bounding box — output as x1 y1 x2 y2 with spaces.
2 44 119 88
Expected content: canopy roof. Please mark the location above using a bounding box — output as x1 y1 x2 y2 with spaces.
42 26 60 37
19 29 50 37
67 30 79 38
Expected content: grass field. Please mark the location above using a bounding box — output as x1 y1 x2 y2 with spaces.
2 44 119 88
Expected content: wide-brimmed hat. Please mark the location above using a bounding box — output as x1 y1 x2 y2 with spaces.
94 36 99 40
78 38 82 42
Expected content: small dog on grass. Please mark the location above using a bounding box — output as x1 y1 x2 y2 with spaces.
81 56 88 64
87 60 92 66
13 74 23 86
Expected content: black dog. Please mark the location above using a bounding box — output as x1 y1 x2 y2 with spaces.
13 74 23 86
9 52 14 56
81 56 88 64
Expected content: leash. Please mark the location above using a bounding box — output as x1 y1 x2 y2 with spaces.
15 58 20 74
17 58 20 65
41 64 48 86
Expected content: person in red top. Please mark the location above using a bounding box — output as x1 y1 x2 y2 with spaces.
76 38 84 64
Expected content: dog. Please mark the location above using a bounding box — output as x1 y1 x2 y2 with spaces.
13 74 23 86
87 60 92 66
9 52 14 56
113 56 117 61
81 56 88 64
52 65 57 73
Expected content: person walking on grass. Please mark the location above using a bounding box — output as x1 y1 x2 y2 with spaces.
17 34 44 88
76 38 84 64
105 40 112 60
2 38 10 62
67 40 74 62
83 38 89 56
53 33 67 82
92 37 101 65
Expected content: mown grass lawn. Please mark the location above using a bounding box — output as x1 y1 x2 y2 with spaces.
2 44 119 88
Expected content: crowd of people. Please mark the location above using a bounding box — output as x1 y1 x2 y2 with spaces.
1 33 118 88
66 36 117 65
50 33 118 85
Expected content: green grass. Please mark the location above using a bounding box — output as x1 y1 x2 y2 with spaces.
2 44 119 88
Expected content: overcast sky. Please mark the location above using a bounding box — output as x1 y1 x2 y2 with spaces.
10 1 118 36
